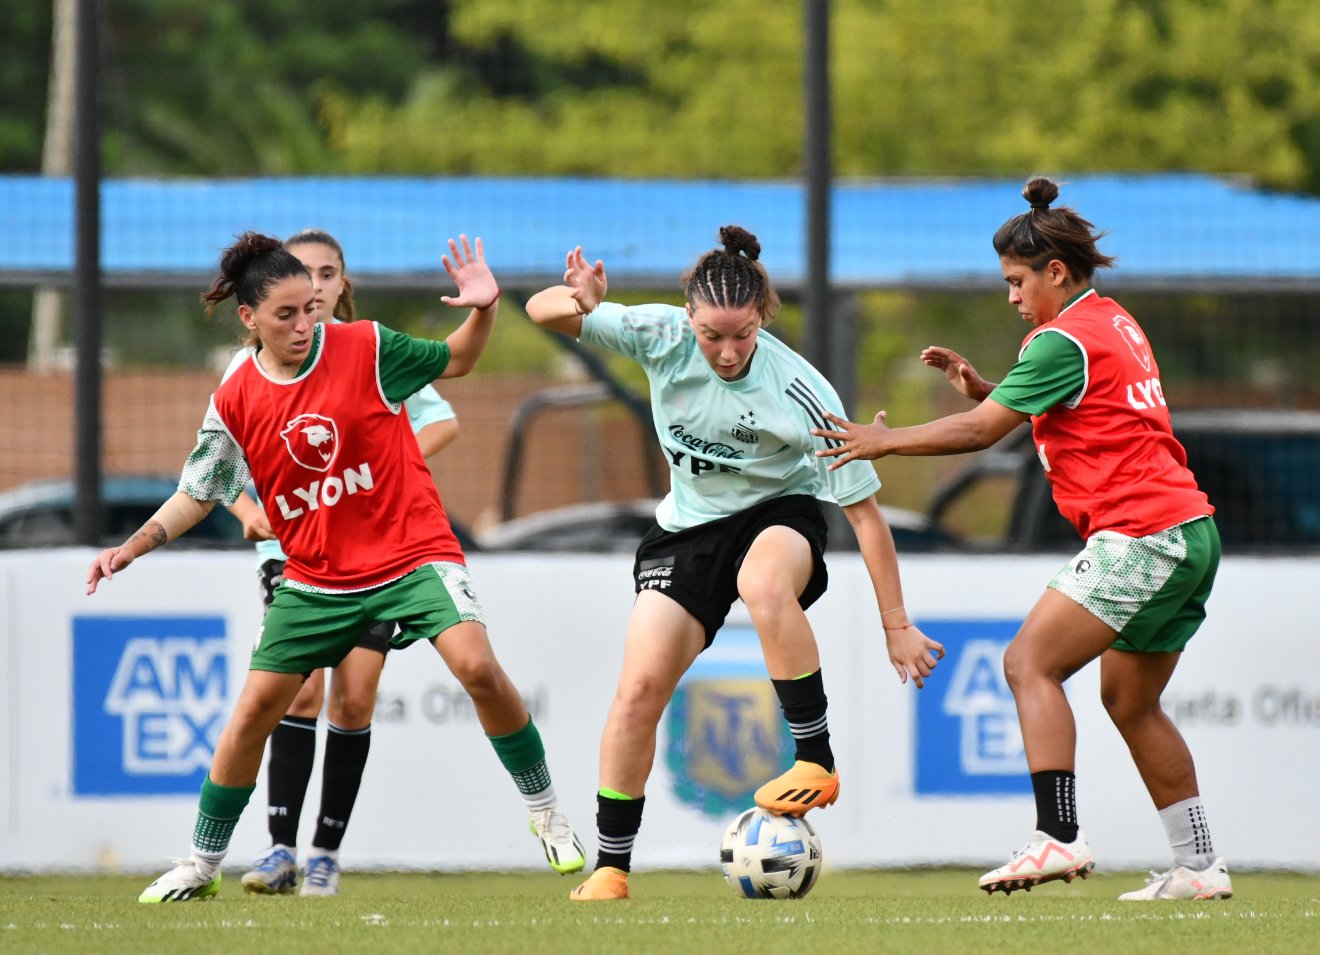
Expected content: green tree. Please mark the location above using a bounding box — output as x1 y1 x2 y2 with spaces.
324 0 1320 193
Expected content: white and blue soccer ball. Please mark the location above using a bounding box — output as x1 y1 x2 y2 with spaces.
719 807 823 899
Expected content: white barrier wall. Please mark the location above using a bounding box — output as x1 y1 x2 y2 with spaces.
2 549 1317 873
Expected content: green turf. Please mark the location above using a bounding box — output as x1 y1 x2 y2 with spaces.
2 868 1317 955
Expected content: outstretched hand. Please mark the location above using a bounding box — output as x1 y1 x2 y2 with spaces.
440 235 499 310
811 410 893 471
87 546 134 595
885 623 945 689
922 345 991 402
563 245 607 315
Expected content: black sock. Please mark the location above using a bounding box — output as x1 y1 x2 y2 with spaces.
267 716 317 847
1031 769 1079 843
312 724 372 851
595 792 645 873
771 669 834 772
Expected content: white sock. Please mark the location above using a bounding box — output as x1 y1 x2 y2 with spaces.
1159 796 1215 870
188 849 224 880
307 847 340 862
524 784 557 813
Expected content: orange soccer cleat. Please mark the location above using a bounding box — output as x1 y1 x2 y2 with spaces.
569 866 630 901
753 760 840 816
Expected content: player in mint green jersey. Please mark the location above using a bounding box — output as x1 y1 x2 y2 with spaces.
527 225 944 901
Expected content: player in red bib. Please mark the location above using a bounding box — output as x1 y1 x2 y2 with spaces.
813 178 1230 901
88 232 585 903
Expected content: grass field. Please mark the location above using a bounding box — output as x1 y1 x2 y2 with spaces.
3 867 1317 955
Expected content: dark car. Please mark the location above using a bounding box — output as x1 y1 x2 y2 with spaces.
0 474 484 553
0 475 248 548
926 409 1320 553
475 497 964 554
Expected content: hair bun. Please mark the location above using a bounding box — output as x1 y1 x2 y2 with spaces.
718 224 761 262
1022 176 1060 212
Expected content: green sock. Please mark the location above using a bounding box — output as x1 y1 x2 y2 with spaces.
193 776 256 856
489 718 553 803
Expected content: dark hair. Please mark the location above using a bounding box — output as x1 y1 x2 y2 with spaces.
285 228 356 323
992 177 1116 281
202 232 309 319
682 225 781 324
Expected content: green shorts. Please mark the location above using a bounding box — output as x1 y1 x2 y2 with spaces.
1048 516 1220 654
251 562 485 673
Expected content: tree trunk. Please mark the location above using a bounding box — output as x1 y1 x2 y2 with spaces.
30 0 77 372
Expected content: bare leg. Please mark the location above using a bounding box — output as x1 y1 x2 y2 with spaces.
327 646 388 729
1100 648 1198 808
429 621 529 736
285 667 325 720
737 525 818 679
210 670 306 786
1003 589 1118 771
599 590 706 796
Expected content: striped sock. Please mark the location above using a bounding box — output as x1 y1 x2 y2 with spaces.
771 669 833 771
595 790 645 872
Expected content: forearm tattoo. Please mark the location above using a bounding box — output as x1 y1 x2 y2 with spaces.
128 520 169 554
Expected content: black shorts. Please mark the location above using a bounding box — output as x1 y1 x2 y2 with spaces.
258 559 394 655
632 494 829 648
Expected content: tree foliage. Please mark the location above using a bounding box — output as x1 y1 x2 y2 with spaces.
326 0 1320 193
4 0 1319 191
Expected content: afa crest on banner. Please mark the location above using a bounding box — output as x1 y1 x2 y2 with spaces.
665 624 794 817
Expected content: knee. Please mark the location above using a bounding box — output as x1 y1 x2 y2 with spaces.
612 672 671 726
330 690 377 729
1100 682 1161 730
737 572 798 619
1001 643 1028 692
449 652 506 700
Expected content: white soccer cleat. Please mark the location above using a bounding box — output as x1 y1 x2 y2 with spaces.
138 859 221 903
241 845 298 895
1119 856 1232 900
979 829 1095 895
530 808 587 875
300 854 341 896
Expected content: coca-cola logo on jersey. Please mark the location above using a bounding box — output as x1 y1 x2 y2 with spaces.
280 413 340 472
1113 315 1152 373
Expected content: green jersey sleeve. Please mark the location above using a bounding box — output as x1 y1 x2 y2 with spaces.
377 323 452 403
988 330 1087 415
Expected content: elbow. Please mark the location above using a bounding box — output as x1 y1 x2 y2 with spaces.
524 292 554 326
443 355 475 379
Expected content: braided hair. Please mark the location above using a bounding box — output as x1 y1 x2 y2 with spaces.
682 225 781 324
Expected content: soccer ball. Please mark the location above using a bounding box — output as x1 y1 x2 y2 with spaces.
719 807 823 899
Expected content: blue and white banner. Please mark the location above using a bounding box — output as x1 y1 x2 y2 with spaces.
914 618 1030 796
1 551 1316 872
73 615 229 795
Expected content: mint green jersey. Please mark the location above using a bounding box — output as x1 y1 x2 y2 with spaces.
581 302 880 531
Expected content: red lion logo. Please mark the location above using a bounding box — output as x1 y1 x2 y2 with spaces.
1113 315 1152 373
280 413 340 473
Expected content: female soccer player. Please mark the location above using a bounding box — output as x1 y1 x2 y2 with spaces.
813 178 1231 901
525 225 944 901
224 229 459 897
88 232 584 903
